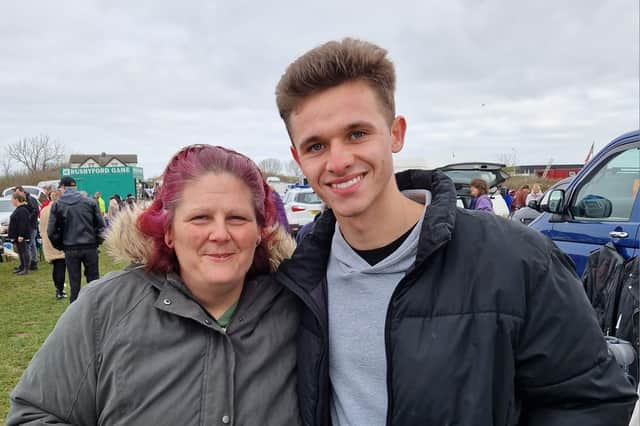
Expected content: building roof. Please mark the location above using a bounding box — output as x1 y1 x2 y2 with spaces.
515 163 583 171
69 153 138 167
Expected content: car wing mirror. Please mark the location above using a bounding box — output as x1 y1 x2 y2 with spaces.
574 196 613 218
541 189 566 214
527 200 540 211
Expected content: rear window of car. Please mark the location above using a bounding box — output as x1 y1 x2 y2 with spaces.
442 170 500 186
295 192 322 204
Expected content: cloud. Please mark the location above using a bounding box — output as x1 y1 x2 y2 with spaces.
0 0 637 177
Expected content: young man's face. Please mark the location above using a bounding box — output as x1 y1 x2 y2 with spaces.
288 80 406 221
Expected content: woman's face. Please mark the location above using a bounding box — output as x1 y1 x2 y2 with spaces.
165 172 261 293
470 186 480 197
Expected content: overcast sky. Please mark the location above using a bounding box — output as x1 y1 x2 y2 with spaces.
0 0 638 177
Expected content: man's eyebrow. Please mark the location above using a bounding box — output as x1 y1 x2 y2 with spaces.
344 121 375 132
298 135 324 151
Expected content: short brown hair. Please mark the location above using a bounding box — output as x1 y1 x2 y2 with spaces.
12 192 26 203
470 179 489 196
275 38 396 130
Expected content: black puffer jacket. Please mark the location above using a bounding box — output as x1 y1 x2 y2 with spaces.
48 188 105 250
277 170 638 426
8 204 33 240
24 193 39 230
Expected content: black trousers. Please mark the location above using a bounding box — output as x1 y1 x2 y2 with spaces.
51 258 66 294
64 248 99 303
16 240 31 272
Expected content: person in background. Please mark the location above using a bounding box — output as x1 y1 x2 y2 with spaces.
512 184 530 210
498 184 512 211
94 192 106 217
14 186 39 271
47 176 105 303
8 192 32 275
526 183 543 206
469 178 494 213
8 144 300 425
39 189 67 299
107 194 120 227
39 186 54 212
125 193 136 210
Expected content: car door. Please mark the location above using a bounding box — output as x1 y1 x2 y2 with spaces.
549 142 640 275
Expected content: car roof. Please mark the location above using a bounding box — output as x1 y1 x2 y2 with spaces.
438 162 507 171
1 185 44 197
589 130 639 165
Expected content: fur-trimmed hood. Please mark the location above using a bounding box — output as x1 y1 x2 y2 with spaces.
105 206 296 272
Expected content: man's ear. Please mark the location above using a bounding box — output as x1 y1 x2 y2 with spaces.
290 144 301 166
390 116 407 153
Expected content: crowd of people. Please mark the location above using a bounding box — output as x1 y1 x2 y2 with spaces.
6 182 138 301
6 38 638 425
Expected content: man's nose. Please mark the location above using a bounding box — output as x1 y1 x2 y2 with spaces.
326 142 354 175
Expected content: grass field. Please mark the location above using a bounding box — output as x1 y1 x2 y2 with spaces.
0 252 126 422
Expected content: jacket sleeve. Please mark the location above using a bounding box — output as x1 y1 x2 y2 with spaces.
516 243 637 425
7 211 17 240
93 202 105 244
475 196 494 212
7 290 99 425
47 203 59 243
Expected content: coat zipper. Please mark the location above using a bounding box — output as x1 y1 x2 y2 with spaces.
384 242 447 426
383 269 414 426
278 273 328 425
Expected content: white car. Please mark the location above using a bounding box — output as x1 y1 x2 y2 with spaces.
2 185 46 203
438 162 510 217
0 196 15 236
282 185 324 234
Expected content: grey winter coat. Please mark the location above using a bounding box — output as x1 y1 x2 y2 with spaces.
8 209 301 426
8 266 301 426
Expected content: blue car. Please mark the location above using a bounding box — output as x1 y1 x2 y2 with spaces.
529 130 640 276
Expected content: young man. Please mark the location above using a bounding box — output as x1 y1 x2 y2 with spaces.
275 38 637 425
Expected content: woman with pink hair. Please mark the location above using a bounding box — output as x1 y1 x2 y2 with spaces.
8 145 300 425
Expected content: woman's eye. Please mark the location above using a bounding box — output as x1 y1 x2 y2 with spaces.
190 215 208 222
228 216 248 224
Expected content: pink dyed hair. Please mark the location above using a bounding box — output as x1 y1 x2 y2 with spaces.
137 144 277 276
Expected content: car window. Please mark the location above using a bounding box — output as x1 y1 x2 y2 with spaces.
570 147 640 221
295 192 322 204
441 170 500 187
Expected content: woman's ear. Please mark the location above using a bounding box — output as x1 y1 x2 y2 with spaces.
164 228 174 248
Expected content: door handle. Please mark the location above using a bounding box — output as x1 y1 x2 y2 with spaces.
609 231 629 239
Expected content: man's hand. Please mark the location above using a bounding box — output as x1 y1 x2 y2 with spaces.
17 236 24 242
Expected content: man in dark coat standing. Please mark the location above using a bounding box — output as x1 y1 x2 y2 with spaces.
8 192 33 275
47 177 105 303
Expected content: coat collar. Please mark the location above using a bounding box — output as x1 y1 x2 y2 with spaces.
143 268 282 333
278 169 458 292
